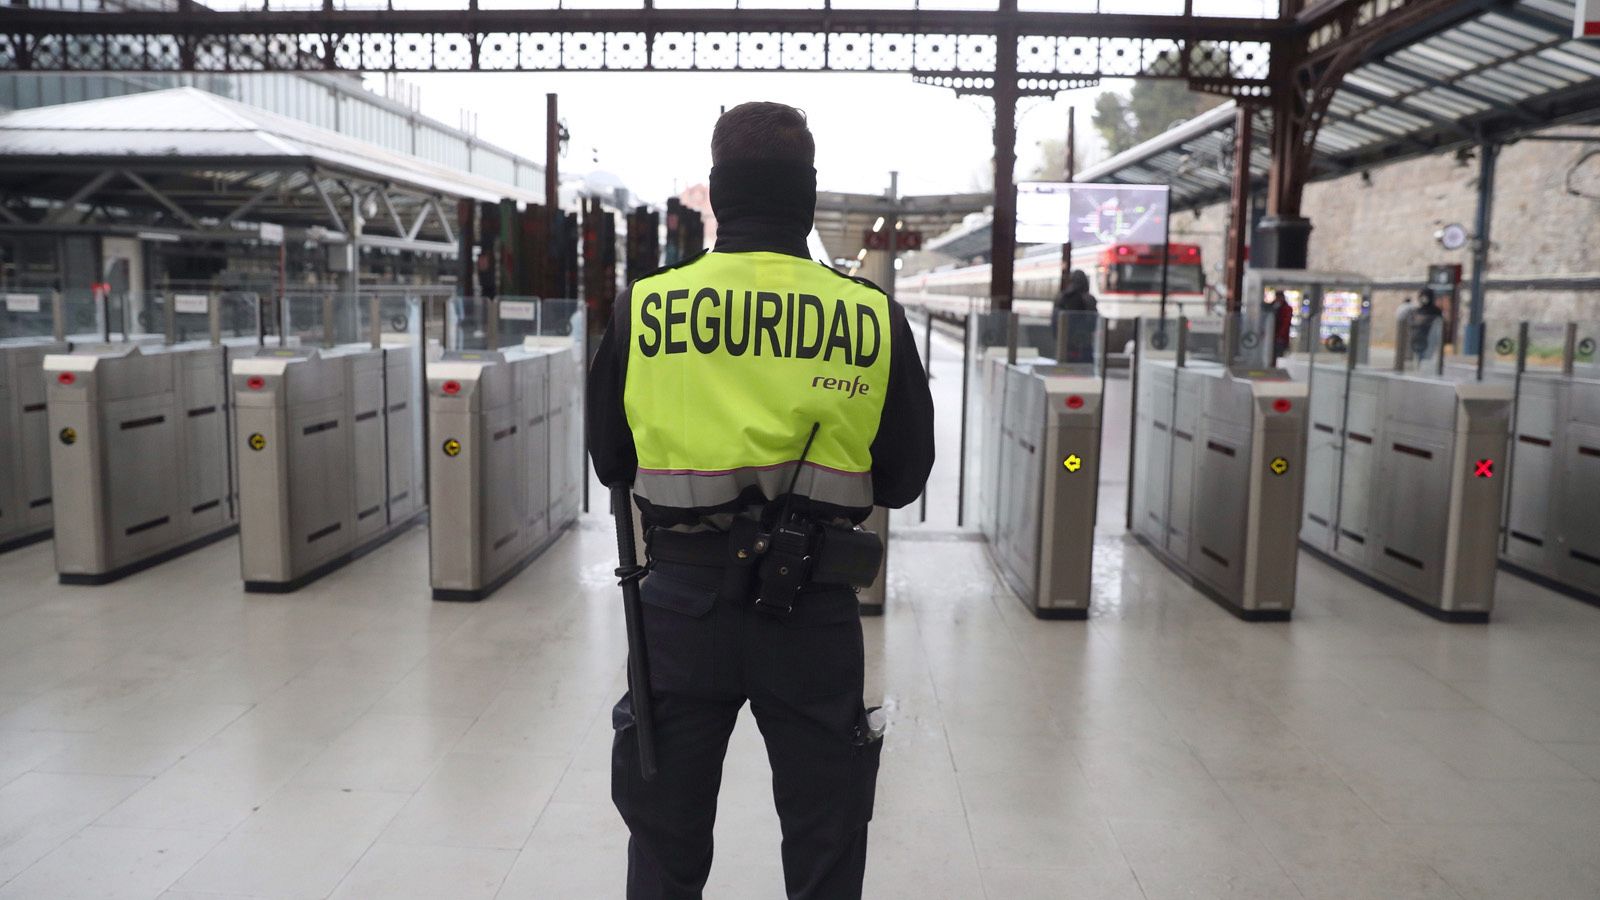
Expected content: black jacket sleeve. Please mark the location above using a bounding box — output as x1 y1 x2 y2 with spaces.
586 286 636 488
870 301 936 508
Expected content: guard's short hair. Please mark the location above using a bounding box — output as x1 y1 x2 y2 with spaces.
711 102 815 167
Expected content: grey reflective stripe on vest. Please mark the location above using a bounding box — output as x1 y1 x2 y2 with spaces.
634 461 874 510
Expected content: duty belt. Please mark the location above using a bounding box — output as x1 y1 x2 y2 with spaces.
645 520 883 616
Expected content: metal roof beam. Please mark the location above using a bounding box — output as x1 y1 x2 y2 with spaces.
1334 81 1474 139
1368 58 1541 124
120 169 200 229
42 169 116 225
6 7 1281 40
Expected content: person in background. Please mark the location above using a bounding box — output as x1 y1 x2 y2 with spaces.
1410 287 1444 362
1053 268 1098 363
1394 293 1416 340
1267 290 1294 359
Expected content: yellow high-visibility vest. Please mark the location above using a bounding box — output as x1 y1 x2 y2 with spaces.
623 250 893 510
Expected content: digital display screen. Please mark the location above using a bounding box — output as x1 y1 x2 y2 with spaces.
1016 182 1170 248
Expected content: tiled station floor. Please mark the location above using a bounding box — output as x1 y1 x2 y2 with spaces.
2 332 1599 899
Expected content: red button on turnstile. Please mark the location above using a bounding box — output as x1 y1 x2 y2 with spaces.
246 376 265 391
1272 398 1292 413
442 380 462 396
1065 395 1084 410
56 372 76 386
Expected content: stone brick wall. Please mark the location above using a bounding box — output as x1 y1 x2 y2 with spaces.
1179 125 1600 344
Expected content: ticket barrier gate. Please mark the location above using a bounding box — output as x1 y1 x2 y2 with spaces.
1480 322 1600 605
43 342 241 583
234 343 426 592
1299 359 1511 622
1131 325 1308 620
427 337 584 601
1 339 66 551
976 354 1102 618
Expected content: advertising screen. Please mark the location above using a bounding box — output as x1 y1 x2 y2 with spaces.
1016 182 1170 248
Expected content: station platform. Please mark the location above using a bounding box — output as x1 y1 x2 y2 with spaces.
0 330 1598 899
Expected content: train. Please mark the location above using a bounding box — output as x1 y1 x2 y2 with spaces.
896 240 1212 352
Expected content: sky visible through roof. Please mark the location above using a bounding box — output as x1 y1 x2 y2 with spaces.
374 0 1275 204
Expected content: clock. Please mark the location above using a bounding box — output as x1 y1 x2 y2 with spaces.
1437 223 1468 251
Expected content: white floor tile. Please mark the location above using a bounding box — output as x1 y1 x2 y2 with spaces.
330 842 517 900
0 825 220 900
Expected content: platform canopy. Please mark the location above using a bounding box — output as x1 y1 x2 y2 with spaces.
813 189 991 265
0 86 546 252
929 0 1600 260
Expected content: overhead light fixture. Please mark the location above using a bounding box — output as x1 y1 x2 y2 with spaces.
872 216 885 233
136 231 182 242
857 248 868 261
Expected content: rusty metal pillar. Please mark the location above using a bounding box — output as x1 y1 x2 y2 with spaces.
1259 43 1312 269
545 93 559 211
989 18 1018 313
1224 105 1254 314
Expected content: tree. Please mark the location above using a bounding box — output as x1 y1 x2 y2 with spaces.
1093 80 1225 156
1027 132 1098 181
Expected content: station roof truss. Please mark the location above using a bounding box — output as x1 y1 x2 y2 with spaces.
0 86 550 252
813 189 989 265
2 4 1274 95
929 0 1600 258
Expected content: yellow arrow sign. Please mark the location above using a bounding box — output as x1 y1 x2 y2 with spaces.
442 438 462 458
1270 456 1289 476
1062 454 1082 473
247 432 266 452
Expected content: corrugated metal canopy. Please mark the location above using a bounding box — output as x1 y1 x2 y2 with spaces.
813 189 990 264
0 86 544 206
930 0 1600 258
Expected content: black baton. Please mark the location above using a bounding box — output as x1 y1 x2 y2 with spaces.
611 485 658 782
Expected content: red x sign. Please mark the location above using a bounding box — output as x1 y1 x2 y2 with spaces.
1474 459 1494 478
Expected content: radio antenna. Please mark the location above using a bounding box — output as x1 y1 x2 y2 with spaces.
776 422 821 526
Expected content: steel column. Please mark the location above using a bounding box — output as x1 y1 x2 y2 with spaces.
1465 139 1497 356
1224 105 1254 314
989 13 1018 313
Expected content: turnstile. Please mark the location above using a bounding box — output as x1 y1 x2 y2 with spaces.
426 337 584 601
43 342 239 583
233 343 426 592
1 339 65 551
1132 361 1308 620
1494 370 1600 604
978 356 1102 618
1300 366 1511 621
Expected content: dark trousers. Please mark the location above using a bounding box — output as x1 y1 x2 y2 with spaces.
612 560 882 900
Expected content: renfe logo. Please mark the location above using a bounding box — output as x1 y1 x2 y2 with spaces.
812 374 871 399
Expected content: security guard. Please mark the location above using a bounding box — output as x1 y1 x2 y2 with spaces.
588 101 935 899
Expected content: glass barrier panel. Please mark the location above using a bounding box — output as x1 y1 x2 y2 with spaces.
283 291 332 348
1481 320 1523 373
1052 310 1104 376
1575 322 1598 374
538 298 585 338
170 291 213 344
217 290 263 342
59 288 104 341
445 295 492 351
0 289 53 339
1404 315 1444 373
1301 309 1367 362
1184 315 1231 367
1137 316 1181 362
1524 322 1569 372
130 292 168 341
